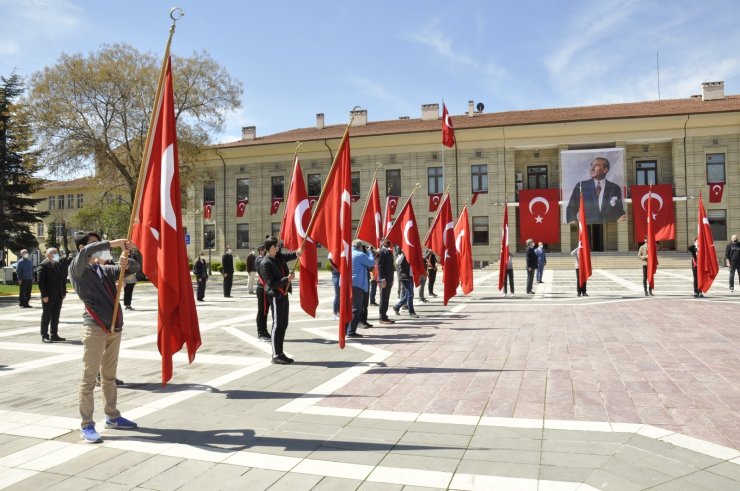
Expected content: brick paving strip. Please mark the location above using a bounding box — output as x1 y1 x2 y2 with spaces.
0 268 738 489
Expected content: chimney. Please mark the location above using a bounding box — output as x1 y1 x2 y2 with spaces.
468 100 475 117
242 126 256 140
350 109 367 126
316 113 325 129
420 103 439 121
701 81 724 101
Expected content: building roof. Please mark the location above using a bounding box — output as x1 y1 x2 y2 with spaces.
218 95 740 148
40 177 99 190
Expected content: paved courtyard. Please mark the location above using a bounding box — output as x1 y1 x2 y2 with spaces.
0 266 739 490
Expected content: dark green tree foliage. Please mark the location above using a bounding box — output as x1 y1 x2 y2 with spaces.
0 73 46 264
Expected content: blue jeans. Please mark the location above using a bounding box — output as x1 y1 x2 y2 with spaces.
331 271 340 315
394 278 415 314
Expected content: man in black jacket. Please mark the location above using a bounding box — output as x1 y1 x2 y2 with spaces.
377 240 396 324
725 234 740 292
194 252 208 301
222 245 234 298
38 247 67 342
259 237 295 364
525 238 538 294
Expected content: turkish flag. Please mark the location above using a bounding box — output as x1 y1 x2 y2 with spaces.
709 182 724 203
577 193 592 288
307 132 353 347
131 56 201 385
203 202 214 220
471 191 482 205
631 185 675 241
429 193 442 212
646 194 658 289
455 205 473 295
270 197 283 215
280 156 318 317
308 196 319 208
498 205 509 291
236 198 248 217
423 195 459 305
356 178 382 248
386 198 426 288
518 189 560 244
351 194 360 203
442 103 455 148
696 194 719 292
383 195 399 235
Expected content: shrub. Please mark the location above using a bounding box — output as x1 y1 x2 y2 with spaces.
211 262 222 273
235 260 246 272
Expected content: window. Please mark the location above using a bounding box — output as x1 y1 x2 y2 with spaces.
236 178 249 202
471 165 488 193
271 222 281 238
386 169 401 196
427 166 443 194
271 176 285 199
472 216 489 245
76 194 84 208
707 210 727 241
48 196 55 210
236 224 249 249
203 225 216 249
54 221 64 238
307 173 322 197
203 180 216 204
67 194 74 209
57 195 65 210
527 165 548 189
636 160 657 186
37 222 45 237
706 153 726 183
351 171 361 197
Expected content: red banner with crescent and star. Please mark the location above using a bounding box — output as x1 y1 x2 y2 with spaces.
236 198 248 217
630 184 675 241
429 193 442 212
518 189 560 244
709 182 724 203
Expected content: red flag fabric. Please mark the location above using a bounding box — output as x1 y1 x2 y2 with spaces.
423 195 459 305
270 197 283 216
442 103 455 148
471 191 482 205
203 201 214 220
386 198 426 287
351 194 361 203
356 178 383 248
631 185 675 240
577 193 593 288
709 182 725 203
429 193 442 212
307 132 353 347
518 189 560 244
498 205 509 291
236 198 248 218
646 193 658 289
280 156 318 317
383 195 399 235
455 205 473 295
131 56 201 385
696 195 719 292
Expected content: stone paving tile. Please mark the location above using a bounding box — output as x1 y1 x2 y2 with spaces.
138 459 216 490
4 470 69 490
106 454 182 485
378 452 460 472
76 450 152 481
356 482 402 491
311 476 362 490
584 469 645 491
678 469 740 490
176 463 251 491
265 471 323 490
454 459 540 480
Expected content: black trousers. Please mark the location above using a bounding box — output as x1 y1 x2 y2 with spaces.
361 285 369 323
503 269 514 293
427 269 437 294
692 266 699 294
349 286 366 333
269 294 289 356
256 286 269 335
19 279 32 306
526 268 535 293
730 265 739 289
576 269 587 295
642 265 652 293
41 296 63 336
379 282 393 320
123 283 135 307
223 273 233 297
196 277 207 300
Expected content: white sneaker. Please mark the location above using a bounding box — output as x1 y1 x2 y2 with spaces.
332 314 339 320
501 292 507 297
510 292 515 297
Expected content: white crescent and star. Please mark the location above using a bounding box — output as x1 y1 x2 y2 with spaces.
374 211 381 241
432 195 440 205
712 184 722 194
528 196 549 224
456 229 465 252
443 221 455 260
445 113 453 128
293 198 310 239
403 220 415 247
340 190 352 263
640 192 664 219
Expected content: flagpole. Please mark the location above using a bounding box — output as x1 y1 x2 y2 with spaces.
354 163 381 241
111 8 183 333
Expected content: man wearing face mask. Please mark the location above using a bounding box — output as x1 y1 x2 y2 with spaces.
194 252 208 301
38 248 67 342
69 232 140 444
221 245 234 298
16 249 34 308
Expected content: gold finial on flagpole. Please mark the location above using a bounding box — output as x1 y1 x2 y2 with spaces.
169 7 184 32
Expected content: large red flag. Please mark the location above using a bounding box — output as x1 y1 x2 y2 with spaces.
518 189 560 244
131 56 201 385
307 132 353 347
280 156 318 317
455 205 473 295
386 198 425 287
577 193 592 288
356 178 382 248
442 103 455 148
646 193 658 289
696 195 719 292
498 205 509 291
423 195 459 305
631 184 675 241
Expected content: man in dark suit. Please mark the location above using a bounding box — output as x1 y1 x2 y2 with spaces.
37 247 67 342
377 240 396 324
565 156 625 223
221 245 234 297
525 239 538 294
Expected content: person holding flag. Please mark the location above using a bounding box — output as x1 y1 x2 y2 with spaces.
259 237 295 364
348 240 376 337
696 194 719 294
572 188 592 297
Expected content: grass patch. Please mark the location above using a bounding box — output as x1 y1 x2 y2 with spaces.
0 284 41 296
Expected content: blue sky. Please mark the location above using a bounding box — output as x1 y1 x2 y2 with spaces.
2 0 740 143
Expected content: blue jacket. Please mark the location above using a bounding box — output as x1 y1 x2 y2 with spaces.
16 257 34 280
351 248 375 291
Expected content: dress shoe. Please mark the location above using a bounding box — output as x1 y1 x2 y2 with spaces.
124 305 135 310
360 322 373 328
379 318 395 324
582 293 589 297
649 290 654 296
370 301 378 306
347 331 363 338
271 355 291 365
50 335 66 342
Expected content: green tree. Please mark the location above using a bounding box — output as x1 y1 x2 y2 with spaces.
72 197 130 240
0 72 46 264
28 43 243 205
